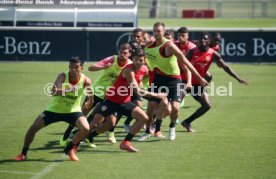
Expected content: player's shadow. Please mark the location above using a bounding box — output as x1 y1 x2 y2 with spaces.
0 158 64 164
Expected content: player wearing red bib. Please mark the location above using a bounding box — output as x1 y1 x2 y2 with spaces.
181 32 248 132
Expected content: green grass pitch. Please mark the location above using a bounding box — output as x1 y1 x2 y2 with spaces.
0 62 275 178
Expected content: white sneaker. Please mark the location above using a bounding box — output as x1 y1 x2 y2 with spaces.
137 133 150 141
123 123 131 133
107 132 117 144
169 127 176 141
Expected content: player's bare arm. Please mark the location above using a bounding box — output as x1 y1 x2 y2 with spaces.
88 57 113 71
213 51 249 85
168 43 208 87
51 73 67 96
83 77 94 110
123 68 167 101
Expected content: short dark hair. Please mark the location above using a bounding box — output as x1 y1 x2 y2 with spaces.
69 56 84 66
200 32 211 40
120 43 132 52
165 29 175 38
132 48 146 57
133 28 143 35
177 27 188 34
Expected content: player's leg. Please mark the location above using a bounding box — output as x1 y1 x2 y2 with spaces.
182 89 211 132
15 115 46 161
120 105 148 152
124 97 143 132
152 97 169 138
64 116 90 161
138 100 157 141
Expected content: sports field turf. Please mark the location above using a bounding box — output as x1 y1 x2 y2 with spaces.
0 62 275 178
139 18 276 28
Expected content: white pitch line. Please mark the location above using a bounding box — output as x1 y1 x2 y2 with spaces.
29 154 66 179
0 170 38 175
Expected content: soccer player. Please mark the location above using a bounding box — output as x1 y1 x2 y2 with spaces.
210 32 222 52
140 22 208 141
15 57 94 161
181 32 248 132
60 43 132 146
204 32 223 83
88 49 168 152
164 29 175 42
175 27 197 108
143 31 152 45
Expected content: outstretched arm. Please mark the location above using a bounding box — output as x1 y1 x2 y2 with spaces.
122 68 167 101
167 42 208 87
214 51 248 85
88 56 114 71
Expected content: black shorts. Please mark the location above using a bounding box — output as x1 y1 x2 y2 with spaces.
131 93 142 102
149 73 182 102
41 111 84 126
97 99 137 118
82 95 104 110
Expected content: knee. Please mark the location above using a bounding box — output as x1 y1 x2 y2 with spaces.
171 105 180 114
90 122 99 129
109 119 116 127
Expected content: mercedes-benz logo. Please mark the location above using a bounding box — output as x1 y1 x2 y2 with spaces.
116 32 132 52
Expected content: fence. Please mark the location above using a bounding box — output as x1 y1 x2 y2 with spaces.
138 0 276 18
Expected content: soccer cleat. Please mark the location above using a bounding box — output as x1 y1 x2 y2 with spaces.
15 153 27 161
67 149 79 161
59 138 69 147
85 138 97 148
168 127 176 141
107 132 117 144
120 140 138 152
137 133 150 141
123 123 131 133
154 131 165 138
182 121 196 133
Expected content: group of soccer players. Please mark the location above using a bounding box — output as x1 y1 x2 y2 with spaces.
15 22 248 161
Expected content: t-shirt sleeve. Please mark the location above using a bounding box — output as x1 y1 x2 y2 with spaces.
96 56 114 67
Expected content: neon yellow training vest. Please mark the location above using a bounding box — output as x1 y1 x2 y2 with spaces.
92 55 132 99
46 72 85 113
145 38 180 76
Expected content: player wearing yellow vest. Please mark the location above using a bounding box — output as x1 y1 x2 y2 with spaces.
15 57 94 161
139 22 208 141
60 43 132 146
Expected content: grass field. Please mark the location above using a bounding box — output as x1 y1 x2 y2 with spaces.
138 18 276 28
0 62 275 178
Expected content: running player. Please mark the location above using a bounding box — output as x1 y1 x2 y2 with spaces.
140 22 208 141
181 32 248 132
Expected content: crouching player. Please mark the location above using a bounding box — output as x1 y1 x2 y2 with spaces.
15 57 94 161
88 49 169 152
